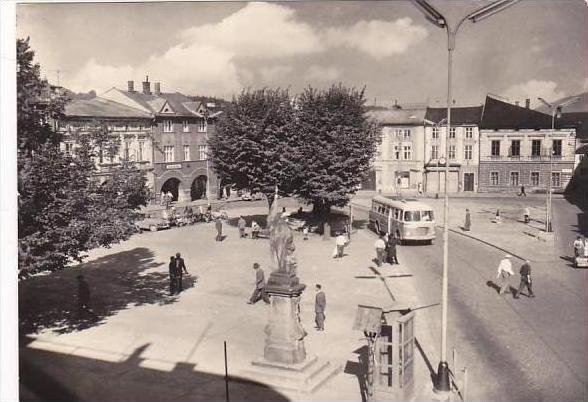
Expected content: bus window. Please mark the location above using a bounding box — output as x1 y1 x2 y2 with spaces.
422 211 434 221
404 211 421 222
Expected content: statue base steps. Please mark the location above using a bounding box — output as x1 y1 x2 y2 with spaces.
241 355 341 394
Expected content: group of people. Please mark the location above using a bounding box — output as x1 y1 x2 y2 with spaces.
247 262 327 331
496 254 534 298
573 236 588 258
374 232 399 267
237 215 261 239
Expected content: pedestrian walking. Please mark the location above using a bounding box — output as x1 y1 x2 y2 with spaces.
514 260 534 298
518 185 527 197
496 254 514 295
248 263 270 304
76 275 91 317
386 233 399 265
238 215 246 238
303 226 309 241
495 209 501 224
173 252 189 293
314 284 326 331
215 217 223 241
251 220 260 239
573 236 584 257
168 255 177 295
334 233 348 258
523 207 531 224
374 235 386 267
464 209 471 231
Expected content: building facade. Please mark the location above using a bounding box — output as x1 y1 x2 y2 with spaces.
423 106 483 194
478 95 577 193
367 108 426 194
62 77 222 203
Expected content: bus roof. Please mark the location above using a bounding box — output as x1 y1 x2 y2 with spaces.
372 195 433 211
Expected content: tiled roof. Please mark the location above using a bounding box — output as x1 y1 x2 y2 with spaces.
367 108 426 126
480 95 554 130
425 106 483 125
64 97 152 119
119 90 209 117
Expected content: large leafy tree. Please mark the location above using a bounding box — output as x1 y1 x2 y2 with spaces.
209 88 296 205
293 85 380 219
17 38 149 277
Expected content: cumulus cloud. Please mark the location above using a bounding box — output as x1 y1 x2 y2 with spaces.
64 3 428 96
324 18 428 60
306 65 343 82
503 80 566 108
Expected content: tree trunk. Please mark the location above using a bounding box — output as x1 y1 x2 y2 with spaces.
312 200 331 237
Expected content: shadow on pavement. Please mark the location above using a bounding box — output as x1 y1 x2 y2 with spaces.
344 345 369 402
19 247 184 337
20 343 290 402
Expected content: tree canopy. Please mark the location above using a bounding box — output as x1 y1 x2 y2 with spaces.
17 38 149 278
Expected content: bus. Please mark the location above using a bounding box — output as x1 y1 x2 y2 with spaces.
368 195 436 244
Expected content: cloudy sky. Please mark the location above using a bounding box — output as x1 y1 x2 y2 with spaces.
16 0 588 107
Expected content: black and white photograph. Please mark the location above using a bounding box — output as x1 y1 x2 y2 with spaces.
1 1 587 401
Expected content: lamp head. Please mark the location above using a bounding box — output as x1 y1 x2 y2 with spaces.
467 0 520 23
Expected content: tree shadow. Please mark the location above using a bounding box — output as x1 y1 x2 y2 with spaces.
20 342 290 402
18 247 186 337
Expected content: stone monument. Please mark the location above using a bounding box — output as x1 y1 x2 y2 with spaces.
243 190 340 393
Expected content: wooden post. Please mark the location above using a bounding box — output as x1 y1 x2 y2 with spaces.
224 341 230 402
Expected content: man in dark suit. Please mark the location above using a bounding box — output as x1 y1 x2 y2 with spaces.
514 260 534 299
248 263 270 304
315 284 326 331
173 252 189 293
77 275 91 317
386 234 399 265
168 256 176 295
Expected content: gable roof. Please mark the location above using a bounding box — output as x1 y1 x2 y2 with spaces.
425 106 483 125
480 95 557 130
367 108 426 126
64 97 152 119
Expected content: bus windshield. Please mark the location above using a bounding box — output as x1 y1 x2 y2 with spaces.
422 210 434 221
404 211 421 222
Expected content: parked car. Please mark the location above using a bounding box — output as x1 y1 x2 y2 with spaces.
241 192 264 201
136 217 170 232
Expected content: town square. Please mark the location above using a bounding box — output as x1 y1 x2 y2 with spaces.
1 1 588 402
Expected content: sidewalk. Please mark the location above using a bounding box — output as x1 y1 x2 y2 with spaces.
19 203 444 402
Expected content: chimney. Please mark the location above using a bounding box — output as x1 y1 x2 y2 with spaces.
142 76 151 95
154 82 161 95
127 80 134 92
515 101 519 106
525 98 530 108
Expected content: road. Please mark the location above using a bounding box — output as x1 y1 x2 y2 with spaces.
353 199 588 401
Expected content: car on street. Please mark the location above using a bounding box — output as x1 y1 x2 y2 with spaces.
241 191 264 201
136 216 170 232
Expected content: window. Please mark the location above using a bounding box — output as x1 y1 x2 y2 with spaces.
138 141 145 161
510 140 521 157
394 129 402 139
183 145 190 161
551 172 561 187
491 140 500 156
183 121 190 133
432 127 439 139
64 142 73 155
531 140 541 157
431 145 438 160
448 145 456 159
403 145 412 160
395 145 400 160
490 172 499 186
510 172 519 187
464 145 473 160
449 128 456 139
164 146 174 162
197 119 207 133
403 129 411 140
465 127 473 139
163 120 173 133
198 145 208 160
531 172 539 186
552 139 562 157
404 211 421 222
422 210 434 221
124 140 131 160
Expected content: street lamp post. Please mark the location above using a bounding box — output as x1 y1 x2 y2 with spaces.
411 0 520 394
537 96 579 233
